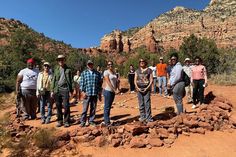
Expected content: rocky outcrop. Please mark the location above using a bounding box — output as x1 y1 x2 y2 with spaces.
100 0 236 52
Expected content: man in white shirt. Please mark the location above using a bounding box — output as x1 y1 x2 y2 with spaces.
149 62 157 94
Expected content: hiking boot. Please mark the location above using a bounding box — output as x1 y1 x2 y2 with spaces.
45 118 50 124
89 121 96 126
64 123 70 128
41 119 45 124
191 105 197 109
138 118 146 122
80 122 86 127
56 122 63 127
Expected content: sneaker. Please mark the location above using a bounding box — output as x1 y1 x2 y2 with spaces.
64 123 70 128
80 122 86 127
138 118 146 122
191 105 197 109
146 119 154 122
56 122 63 127
41 119 45 124
45 118 50 124
89 121 96 126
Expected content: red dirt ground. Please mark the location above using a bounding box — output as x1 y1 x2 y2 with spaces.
1 80 236 157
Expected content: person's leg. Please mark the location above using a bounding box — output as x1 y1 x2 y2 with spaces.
61 90 70 125
45 91 52 122
153 77 157 94
173 82 185 114
198 79 205 105
80 96 90 124
40 94 46 122
158 77 162 95
192 80 198 105
131 80 135 92
144 91 152 121
21 89 31 120
30 91 38 119
185 85 191 103
163 77 168 96
55 92 63 125
137 92 146 121
89 96 98 123
103 90 115 125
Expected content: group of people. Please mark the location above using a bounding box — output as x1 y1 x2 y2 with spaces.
15 53 207 128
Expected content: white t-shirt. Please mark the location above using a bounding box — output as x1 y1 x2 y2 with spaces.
18 68 39 90
149 66 157 78
103 70 117 92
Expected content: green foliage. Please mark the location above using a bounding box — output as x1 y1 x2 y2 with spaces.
179 34 220 75
33 128 57 150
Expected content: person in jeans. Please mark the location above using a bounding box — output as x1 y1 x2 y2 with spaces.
51 55 73 127
156 57 168 97
80 60 102 127
191 56 207 109
183 58 193 104
168 53 185 115
149 61 157 94
134 58 153 123
103 61 118 126
36 62 53 124
16 58 39 120
128 64 135 93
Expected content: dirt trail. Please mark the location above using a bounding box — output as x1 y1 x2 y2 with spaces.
1 82 236 157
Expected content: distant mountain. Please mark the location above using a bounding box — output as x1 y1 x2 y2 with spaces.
0 17 77 55
100 0 236 53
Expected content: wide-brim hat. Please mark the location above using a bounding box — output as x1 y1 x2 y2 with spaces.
56 54 65 60
184 58 191 62
43 62 50 66
87 60 93 65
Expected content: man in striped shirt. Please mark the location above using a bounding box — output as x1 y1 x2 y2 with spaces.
80 60 102 127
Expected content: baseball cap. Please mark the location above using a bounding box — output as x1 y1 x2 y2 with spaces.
57 54 65 60
43 62 50 66
87 60 93 64
27 58 35 64
184 58 191 62
159 57 163 60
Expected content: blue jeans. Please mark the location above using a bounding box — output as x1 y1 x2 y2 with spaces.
158 76 167 96
40 91 52 121
153 77 157 94
137 90 152 121
172 82 185 115
80 95 97 123
103 90 115 125
55 90 70 123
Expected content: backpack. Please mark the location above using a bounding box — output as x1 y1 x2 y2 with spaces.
182 70 190 87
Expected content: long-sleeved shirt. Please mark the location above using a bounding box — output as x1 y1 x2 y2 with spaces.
170 62 183 86
79 69 102 96
191 65 207 83
36 71 52 96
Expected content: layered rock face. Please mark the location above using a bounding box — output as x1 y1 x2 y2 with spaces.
100 0 236 52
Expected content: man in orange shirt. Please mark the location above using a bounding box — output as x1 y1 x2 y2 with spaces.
156 57 168 97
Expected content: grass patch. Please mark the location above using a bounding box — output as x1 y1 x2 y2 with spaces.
210 72 236 85
0 113 11 153
0 93 15 110
33 128 58 150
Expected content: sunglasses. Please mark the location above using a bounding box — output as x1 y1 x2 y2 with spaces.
108 64 113 66
171 58 176 61
44 65 50 67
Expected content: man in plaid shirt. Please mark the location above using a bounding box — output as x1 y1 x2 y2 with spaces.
80 60 102 127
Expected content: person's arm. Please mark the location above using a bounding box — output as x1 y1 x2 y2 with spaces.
203 66 207 85
145 71 153 92
36 73 41 97
16 75 23 94
134 71 140 92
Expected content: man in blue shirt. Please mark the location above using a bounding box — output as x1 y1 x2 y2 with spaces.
80 60 102 127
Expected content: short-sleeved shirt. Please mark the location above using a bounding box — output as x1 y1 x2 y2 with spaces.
103 70 118 92
18 68 39 90
156 63 167 77
135 68 152 90
149 66 157 78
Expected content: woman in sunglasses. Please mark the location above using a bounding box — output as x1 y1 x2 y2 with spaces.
191 56 207 109
103 61 119 126
36 62 53 124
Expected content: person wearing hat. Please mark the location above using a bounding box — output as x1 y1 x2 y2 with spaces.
183 58 193 104
51 55 73 127
134 58 153 123
16 58 39 120
79 60 102 127
36 62 53 124
156 56 168 97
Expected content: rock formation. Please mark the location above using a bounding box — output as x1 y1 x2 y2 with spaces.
100 0 236 52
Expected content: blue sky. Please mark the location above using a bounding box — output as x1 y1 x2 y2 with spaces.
0 0 210 48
